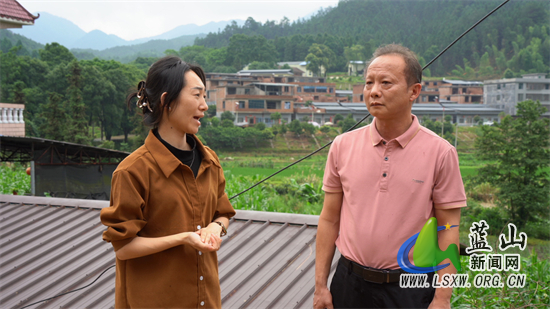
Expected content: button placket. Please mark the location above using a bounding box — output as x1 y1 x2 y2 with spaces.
380 142 392 191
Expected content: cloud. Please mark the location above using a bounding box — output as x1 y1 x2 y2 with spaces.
19 0 338 40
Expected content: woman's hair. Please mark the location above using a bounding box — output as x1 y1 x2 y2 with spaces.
127 56 206 127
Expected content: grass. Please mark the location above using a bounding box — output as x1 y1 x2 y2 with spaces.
0 162 31 195
452 250 549 308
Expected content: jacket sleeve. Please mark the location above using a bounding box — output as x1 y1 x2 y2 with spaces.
100 169 148 251
209 150 236 221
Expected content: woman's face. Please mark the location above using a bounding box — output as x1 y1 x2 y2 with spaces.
163 71 208 135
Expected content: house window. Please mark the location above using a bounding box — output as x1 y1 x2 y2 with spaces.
518 94 523 101
497 95 500 101
314 96 319 100
245 88 250 94
304 86 315 93
284 102 291 109
266 101 278 109
329 88 333 93
518 83 523 89
434 82 438 86
227 87 236 95
284 86 289 92
497 84 501 89
425 82 429 86
465 96 469 102
360 94 364 102
238 101 246 108
316 86 327 93
287 77 294 82
546 84 549 90
452 88 458 94
462 88 467 93
274 77 282 83
223 101 225 109
249 100 265 109
297 87 302 92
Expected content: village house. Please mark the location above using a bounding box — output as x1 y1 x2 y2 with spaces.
0 0 40 137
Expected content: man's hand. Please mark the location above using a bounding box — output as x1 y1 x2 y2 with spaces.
428 293 451 309
313 286 334 309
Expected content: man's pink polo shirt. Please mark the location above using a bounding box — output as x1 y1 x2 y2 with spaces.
323 115 467 270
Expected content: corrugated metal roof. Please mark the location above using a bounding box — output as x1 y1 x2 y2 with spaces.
441 78 483 86
0 195 338 309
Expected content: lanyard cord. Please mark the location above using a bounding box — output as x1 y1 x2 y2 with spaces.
16 1 510 308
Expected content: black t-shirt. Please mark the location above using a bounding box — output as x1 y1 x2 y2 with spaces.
153 129 202 178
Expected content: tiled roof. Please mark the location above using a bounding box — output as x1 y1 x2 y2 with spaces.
0 195 339 309
0 0 38 24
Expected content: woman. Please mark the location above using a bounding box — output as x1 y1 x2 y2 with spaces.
100 56 235 308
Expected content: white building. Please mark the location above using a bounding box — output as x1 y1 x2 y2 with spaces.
484 73 550 116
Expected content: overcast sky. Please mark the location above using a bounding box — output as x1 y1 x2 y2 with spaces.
18 0 339 40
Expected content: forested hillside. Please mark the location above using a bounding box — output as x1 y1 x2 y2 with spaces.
193 0 549 77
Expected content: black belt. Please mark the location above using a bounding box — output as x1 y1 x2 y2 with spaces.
339 255 405 284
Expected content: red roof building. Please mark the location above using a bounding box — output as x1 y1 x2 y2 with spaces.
0 0 39 29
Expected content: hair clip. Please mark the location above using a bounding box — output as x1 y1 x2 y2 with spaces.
136 81 153 112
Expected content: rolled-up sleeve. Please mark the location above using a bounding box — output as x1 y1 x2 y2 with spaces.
211 154 236 221
100 169 148 251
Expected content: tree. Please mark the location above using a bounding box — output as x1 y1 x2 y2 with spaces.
248 61 276 70
270 112 281 125
333 114 344 124
39 43 75 67
65 60 89 145
289 119 303 136
220 111 235 122
305 44 335 77
302 123 316 135
474 100 549 228
255 122 266 131
210 117 220 127
340 114 356 133
39 92 67 140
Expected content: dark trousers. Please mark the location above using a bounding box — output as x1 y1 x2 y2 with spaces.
330 260 436 309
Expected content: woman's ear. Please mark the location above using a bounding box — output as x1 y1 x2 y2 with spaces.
160 92 168 107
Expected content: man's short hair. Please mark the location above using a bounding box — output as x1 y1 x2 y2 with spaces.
365 44 422 86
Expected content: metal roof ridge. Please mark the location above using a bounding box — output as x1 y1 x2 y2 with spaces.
0 194 109 209
234 209 319 226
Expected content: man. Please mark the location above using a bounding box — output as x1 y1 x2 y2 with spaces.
314 44 466 309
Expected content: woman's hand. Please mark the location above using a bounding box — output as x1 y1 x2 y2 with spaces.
184 231 221 251
196 223 223 249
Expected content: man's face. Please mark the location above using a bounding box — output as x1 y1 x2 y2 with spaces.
363 54 418 121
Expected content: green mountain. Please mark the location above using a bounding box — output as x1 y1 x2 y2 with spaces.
194 0 549 76
71 34 204 63
0 29 44 56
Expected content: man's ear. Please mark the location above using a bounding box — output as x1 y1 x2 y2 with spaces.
410 83 422 102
